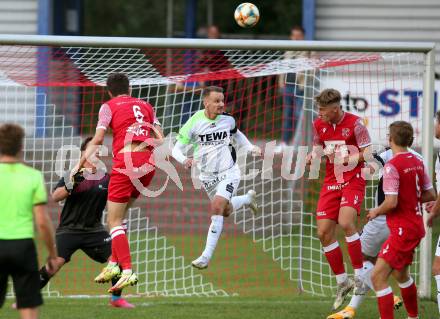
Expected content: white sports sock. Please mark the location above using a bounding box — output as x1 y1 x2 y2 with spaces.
361 261 374 290
435 275 440 316
231 194 251 211
202 215 224 260
348 294 365 309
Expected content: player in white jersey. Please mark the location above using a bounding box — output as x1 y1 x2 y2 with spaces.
172 86 261 269
426 110 440 317
326 147 428 319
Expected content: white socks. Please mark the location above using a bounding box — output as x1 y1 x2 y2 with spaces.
348 294 365 309
361 261 374 290
231 194 251 211
202 215 224 260
347 261 373 309
435 274 440 316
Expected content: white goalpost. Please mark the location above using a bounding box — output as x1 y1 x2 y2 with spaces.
0 34 435 298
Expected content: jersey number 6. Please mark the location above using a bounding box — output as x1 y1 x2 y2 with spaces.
133 105 145 124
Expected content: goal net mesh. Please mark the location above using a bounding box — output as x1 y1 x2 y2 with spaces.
0 44 425 297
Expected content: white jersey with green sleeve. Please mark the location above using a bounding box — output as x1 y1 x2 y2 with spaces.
177 110 237 174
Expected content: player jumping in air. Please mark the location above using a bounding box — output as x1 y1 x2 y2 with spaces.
75 73 163 293
172 86 260 269
306 89 372 310
39 137 134 308
367 121 435 319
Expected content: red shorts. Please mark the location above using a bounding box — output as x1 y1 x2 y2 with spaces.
316 176 365 222
108 151 155 203
378 230 422 270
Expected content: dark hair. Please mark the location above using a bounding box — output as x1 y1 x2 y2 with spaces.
291 25 305 34
314 88 342 107
106 73 130 96
203 86 224 98
0 123 25 156
389 121 414 147
436 110 440 123
80 136 93 152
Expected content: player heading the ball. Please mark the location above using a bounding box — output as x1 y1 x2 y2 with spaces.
307 88 372 310
75 73 164 293
172 85 260 270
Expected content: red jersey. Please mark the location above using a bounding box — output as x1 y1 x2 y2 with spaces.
383 152 433 238
97 95 159 156
313 112 371 184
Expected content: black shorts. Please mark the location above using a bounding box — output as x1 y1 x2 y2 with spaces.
0 239 42 309
56 231 111 263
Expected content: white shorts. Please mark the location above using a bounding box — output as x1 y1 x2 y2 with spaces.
436 235 440 257
360 217 390 258
200 165 241 201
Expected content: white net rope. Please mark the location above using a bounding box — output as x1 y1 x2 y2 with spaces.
0 45 427 297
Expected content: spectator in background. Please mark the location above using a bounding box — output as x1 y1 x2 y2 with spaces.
207 25 220 39
275 25 307 153
179 25 230 126
0 123 57 319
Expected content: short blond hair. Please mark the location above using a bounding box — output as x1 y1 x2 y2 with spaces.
314 88 341 107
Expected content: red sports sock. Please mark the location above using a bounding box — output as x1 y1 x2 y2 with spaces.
110 226 132 270
110 244 118 263
376 287 394 319
399 278 418 318
345 233 363 271
323 241 345 275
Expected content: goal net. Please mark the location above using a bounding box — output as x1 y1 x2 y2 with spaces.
0 38 433 298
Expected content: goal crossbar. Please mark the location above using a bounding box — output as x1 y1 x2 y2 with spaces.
0 34 434 52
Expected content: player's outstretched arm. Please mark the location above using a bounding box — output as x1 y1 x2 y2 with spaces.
234 129 261 156
171 140 194 169
75 128 105 173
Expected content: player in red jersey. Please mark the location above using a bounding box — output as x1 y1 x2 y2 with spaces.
307 89 372 310
74 73 163 292
367 121 435 319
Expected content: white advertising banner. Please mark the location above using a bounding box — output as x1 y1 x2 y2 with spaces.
320 78 440 146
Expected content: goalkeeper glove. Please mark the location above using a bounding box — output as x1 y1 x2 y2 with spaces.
65 169 85 193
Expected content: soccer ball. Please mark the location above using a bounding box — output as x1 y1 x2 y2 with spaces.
234 3 260 28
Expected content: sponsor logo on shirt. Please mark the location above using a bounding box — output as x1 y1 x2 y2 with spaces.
126 126 147 137
226 183 234 194
382 244 389 254
326 183 349 191
341 196 347 204
199 131 228 142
